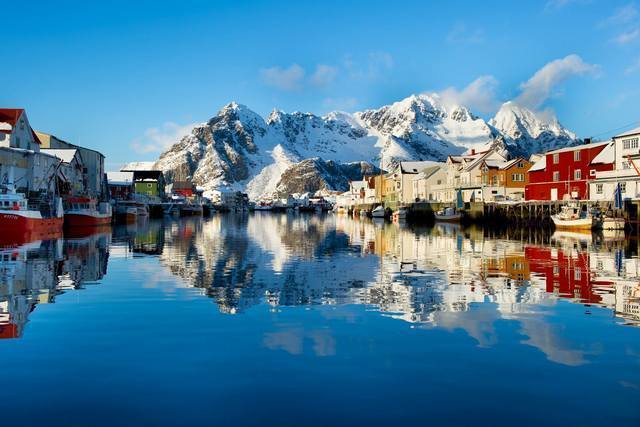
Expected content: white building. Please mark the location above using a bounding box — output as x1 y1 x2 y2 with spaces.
412 165 447 202
394 161 441 203
590 128 640 202
442 149 508 203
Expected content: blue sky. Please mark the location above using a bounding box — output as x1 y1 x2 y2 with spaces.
2 0 640 168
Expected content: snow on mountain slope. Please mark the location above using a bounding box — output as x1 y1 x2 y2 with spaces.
154 95 580 199
489 101 578 156
356 93 499 160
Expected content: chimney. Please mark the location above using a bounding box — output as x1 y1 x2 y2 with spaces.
471 149 476 155
583 137 591 145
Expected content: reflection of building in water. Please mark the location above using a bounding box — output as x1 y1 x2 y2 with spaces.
155 213 640 331
0 232 110 339
0 240 60 338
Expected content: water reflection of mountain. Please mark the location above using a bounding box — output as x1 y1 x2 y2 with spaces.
0 231 110 339
155 214 640 333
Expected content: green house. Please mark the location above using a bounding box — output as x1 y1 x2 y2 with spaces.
134 180 162 197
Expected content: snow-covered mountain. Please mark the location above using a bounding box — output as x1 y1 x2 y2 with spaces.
489 101 578 157
154 95 579 199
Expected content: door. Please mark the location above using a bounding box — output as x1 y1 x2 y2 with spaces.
550 188 558 201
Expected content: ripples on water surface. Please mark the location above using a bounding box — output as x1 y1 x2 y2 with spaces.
1 213 640 426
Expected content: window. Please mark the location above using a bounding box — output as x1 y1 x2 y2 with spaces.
574 170 581 180
574 151 581 161
553 171 560 182
596 183 603 194
620 182 627 193
511 173 524 182
623 161 632 169
575 268 581 280
553 153 559 164
622 138 639 150
517 161 525 168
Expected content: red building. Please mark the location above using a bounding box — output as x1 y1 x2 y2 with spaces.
525 141 614 201
171 181 194 198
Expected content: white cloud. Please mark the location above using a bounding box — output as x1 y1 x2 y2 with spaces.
131 122 196 154
625 57 640 74
260 64 305 91
544 0 590 11
446 22 485 44
322 97 359 111
599 2 638 28
436 75 500 114
515 54 599 109
310 64 338 86
613 27 640 44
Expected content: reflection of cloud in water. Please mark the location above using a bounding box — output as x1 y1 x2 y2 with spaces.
519 318 589 366
430 308 499 348
147 214 640 366
263 327 336 357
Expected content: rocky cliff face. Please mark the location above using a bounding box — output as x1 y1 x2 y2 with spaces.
154 95 579 199
275 159 378 197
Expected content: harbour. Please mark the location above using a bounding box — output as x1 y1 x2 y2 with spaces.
0 213 639 425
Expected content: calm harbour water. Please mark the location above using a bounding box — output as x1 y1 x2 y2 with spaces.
1 213 640 426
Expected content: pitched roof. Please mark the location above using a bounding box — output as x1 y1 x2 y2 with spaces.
415 165 442 180
615 126 640 139
0 108 41 144
544 140 609 155
590 141 615 164
107 171 134 185
121 161 157 172
529 156 546 172
399 161 442 174
40 148 80 164
0 109 24 126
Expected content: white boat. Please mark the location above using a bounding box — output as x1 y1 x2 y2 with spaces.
254 202 273 211
393 207 408 221
551 203 601 230
371 206 385 218
435 207 461 222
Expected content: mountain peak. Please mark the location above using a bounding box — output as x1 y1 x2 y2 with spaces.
490 101 577 156
154 95 580 199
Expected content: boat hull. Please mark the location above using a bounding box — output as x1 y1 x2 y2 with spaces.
0 212 63 245
551 216 595 230
435 213 462 222
64 213 112 227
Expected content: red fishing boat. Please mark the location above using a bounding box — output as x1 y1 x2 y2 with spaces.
64 197 112 227
0 171 64 245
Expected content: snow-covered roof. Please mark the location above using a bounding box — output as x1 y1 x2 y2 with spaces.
482 159 504 169
545 140 609 155
40 148 79 164
107 171 134 185
414 165 442 180
528 156 546 172
591 141 615 165
350 180 368 191
121 161 156 172
615 126 640 139
399 161 442 174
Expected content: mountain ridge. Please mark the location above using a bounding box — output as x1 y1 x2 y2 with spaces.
154 95 580 199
